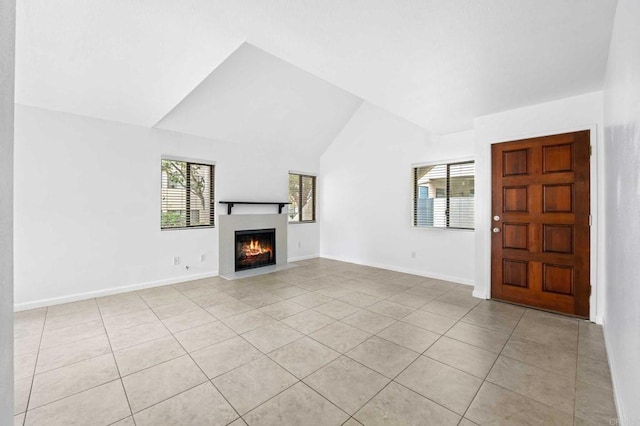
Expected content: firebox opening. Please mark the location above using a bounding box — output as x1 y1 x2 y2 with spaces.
235 228 276 272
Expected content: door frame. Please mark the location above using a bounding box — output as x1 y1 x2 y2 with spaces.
479 124 603 323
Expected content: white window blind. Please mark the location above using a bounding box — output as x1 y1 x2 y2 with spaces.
413 161 474 229
161 159 215 229
288 173 316 223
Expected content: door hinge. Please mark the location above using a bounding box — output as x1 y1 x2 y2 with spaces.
589 215 592 226
589 286 592 297
589 145 593 156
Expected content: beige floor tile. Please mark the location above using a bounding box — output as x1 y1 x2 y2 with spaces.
244 382 348 426
376 321 440 353
577 354 613 390
191 336 263 379
342 310 396 334
425 337 498 378
222 310 275 334
269 337 340 379
386 291 432 308
405 285 448 299
151 299 201 320
347 336 419 378
43 309 102 333
402 309 457 334
367 300 415 319
290 292 334 308
206 300 253 319
14 335 41 358
342 417 364 425
14 352 37 379
575 380 618 425
122 355 207 413
114 335 185 376
281 310 335 334
108 321 169 351
460 308 522 334
39 319 105 350
512 319 578 353
258 300 307 320
14 376 31 415
35 334 111 374
242 322 303 353
98 299 149 318
24 380 130 426
101 309 157 333
14 413 25 426
134 382 237 426
29 353 119 409
14 316 45 339
269 285 309 299
111 416 136 425
304 356 389 415
317 285 354 298
313 300 361 320
458 418 478 426
486 356 575 413
465 381 573 425
421 300 473 320
239 291 284 309
502 335 577 378
355 381 460 425
396 356 482 415
213 356 298 415
444 321 510 353
435 289 481 309
309 322 371 353
160 308 216 333
338 291 381 308
174 320 236 352
46 300 97 318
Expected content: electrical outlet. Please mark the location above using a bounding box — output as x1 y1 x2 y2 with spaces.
411 251 416 259
200 254 206 262
173 256 180 265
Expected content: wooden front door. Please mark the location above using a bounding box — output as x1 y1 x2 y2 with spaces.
491 131 590 318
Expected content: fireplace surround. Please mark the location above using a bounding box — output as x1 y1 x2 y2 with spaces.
218 213 288 277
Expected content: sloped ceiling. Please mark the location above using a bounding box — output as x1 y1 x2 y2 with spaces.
155 44 362 156
16 0 617 139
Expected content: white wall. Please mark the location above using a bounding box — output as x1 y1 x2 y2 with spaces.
0 0 15 421
602 0 640 421
320 102 475 284
14 105 319 309
473 92 606 322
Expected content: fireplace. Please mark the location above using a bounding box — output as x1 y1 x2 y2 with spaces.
235 228 276 272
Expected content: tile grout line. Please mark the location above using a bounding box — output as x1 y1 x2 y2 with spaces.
96 297 137 424
458 304 527 423
19 306 48 426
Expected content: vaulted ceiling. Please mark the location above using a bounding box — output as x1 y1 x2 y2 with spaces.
16 0 617 144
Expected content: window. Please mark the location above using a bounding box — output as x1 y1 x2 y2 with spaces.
413 161 474 229
288 173 316 223
161 159 214 229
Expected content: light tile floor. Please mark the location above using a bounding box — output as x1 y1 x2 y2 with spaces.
13 259 617 425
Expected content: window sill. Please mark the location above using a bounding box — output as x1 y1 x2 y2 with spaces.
161 226 216 231
411 226 474 232
288 221 317 225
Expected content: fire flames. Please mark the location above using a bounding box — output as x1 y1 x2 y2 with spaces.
243 239 272 257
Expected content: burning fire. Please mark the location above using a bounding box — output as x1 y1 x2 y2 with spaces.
243 239 272 257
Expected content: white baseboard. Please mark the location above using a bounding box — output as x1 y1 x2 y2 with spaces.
14 271 219 312
288 254 319 262
472 288 489 300
320 254 474 287
603 319 625 423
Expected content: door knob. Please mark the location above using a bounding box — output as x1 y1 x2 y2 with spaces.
493 227 501 233
493 215 501 221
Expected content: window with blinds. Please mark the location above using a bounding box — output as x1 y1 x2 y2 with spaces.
288 173 316 223
161 159 215 229
413 161 475 229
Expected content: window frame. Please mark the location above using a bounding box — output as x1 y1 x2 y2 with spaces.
288 172 317 224
412 158 475 231
161 157 215 230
